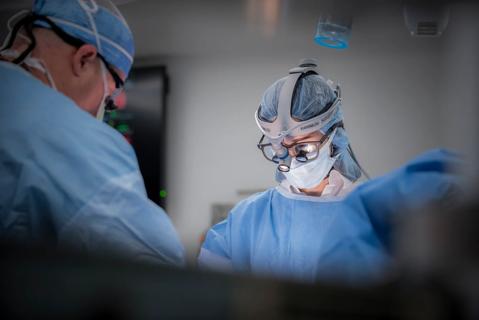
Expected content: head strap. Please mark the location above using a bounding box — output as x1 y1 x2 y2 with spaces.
255 58 342 142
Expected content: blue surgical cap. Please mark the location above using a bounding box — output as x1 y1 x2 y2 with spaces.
33 0 135 76
259 74 362 182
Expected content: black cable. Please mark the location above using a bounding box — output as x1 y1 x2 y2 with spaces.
12 15 37 65
1 14 37 62
1 14 31 52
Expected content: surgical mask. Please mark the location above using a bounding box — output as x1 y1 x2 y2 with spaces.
0 48 57 90
283 129 339 189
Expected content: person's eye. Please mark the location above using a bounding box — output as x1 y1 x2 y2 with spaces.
296 143 316 154
306 144 317 153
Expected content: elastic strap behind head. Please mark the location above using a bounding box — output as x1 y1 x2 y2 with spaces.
277 72 302 135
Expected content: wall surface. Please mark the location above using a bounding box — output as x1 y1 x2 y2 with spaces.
440 2 479 187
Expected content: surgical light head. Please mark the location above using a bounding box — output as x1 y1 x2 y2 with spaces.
315 15 353 50
313 2 354 50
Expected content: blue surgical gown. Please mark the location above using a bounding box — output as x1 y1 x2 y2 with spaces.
199 149 459 283
0 62 185 265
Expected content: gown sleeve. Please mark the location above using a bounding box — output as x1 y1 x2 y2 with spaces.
349 148 462 250
58 171 185 266
198 218 234 271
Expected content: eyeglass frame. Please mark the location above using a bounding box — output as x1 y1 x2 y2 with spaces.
257 133 331 164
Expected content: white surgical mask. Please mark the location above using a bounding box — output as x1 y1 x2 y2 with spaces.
1 49 57 90
283 129 339 189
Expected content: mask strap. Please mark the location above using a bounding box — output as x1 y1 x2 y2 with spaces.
22 56 58 90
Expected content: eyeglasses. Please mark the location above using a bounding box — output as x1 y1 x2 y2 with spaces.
98 55 124 92
98 55 124 111
257 134 330 164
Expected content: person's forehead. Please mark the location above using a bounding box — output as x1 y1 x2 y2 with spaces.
284 131 323 143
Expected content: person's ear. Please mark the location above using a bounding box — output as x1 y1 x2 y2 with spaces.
71 44 98 77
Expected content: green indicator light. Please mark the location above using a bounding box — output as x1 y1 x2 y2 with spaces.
117 124 130 133
159 190 168 198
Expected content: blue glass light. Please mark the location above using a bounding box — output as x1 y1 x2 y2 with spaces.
315 21 351 50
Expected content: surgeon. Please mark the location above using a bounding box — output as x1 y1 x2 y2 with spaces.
0 0 185 265
198 59 460 283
